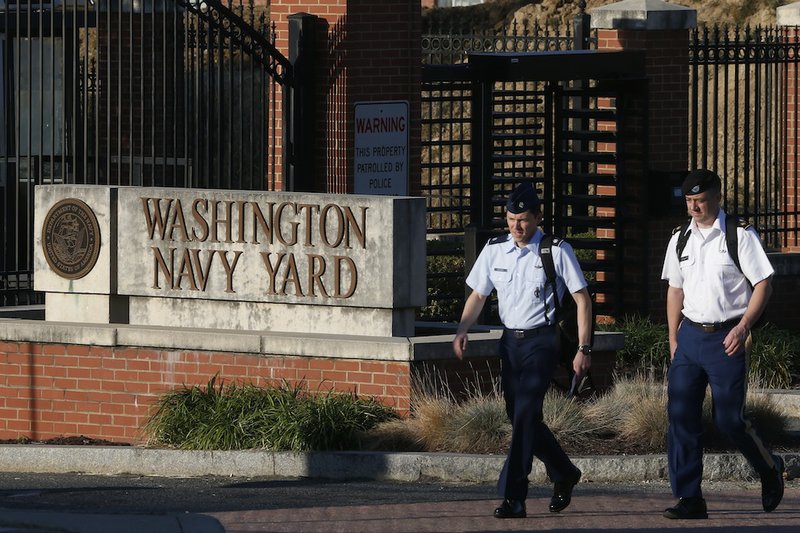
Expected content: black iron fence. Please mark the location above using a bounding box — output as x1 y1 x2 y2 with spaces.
1 0 290 306
689 24 798 250
419 15 595 323
421 20 800 322
421 18 582 236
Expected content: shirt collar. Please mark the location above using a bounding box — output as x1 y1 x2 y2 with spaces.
690 209 725 234
503 228 543 253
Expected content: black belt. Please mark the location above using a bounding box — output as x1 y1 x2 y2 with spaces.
505 325 555 339
682 316 741 333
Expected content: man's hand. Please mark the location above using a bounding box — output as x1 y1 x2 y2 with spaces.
723 324 749 356
572 351 591 380
453 332 469 360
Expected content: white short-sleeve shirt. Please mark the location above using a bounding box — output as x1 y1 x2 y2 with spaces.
660 210 774 323
466 229 588 330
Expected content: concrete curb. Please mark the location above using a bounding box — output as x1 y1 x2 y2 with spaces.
0 445 796 483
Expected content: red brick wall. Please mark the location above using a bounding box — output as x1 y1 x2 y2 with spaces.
271 1 422 194
0 341 411 443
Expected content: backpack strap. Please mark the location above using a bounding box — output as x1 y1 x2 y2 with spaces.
725 215 753 275
539 234 560 325
674 220 692 262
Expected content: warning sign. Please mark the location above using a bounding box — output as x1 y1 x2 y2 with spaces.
354 101 409 196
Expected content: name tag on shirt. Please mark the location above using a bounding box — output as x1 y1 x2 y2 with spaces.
493 267 508 272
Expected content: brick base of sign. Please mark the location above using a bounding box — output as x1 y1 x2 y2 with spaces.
0 341 412 443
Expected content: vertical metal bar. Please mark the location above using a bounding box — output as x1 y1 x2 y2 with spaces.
754 29 762 220
209 20 216 188
105 1 111 183
150 0 156 184
128 0 134 185
83 0 90 183
199 22 206 188
743 28 751 216
174 6 181 187
723 29 730 194
116 0 122 184
139 3 145 186
712 25 719 177
690 27 699 170
188 15 196 188
544 82 554 235
733 27 740 209
161 2 167 186
701 26 708 170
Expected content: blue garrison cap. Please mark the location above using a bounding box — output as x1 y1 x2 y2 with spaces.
682 169 721 196
506 183 540 214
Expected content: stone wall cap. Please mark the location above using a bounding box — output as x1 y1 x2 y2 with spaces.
778 2 800 27
590 0 697 30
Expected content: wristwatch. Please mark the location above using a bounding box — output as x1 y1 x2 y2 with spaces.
578 344 592 356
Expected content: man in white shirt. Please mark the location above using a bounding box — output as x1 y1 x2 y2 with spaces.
453 182 592 519
660 169 784 519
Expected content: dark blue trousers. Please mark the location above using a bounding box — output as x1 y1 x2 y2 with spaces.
497 326 577 500
668 322 779 498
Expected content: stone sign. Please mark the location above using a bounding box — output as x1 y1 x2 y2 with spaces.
35 186 427 336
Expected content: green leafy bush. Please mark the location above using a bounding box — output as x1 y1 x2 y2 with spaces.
748 323 800 388
599 315 671 377
144 376 395 451
419 238 465 321
601 315 800 388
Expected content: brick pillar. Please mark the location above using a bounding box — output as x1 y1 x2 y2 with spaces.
591 0 696 320
271 1 422 194
778 3 800 252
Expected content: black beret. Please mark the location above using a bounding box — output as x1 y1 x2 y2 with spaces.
506 183 540 214
681 169 721 196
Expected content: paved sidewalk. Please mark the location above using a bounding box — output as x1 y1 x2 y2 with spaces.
209 485 800 533
1 482 798 533
0 446 797 533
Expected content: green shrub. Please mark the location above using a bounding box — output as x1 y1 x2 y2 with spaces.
748 324 800 388
599 315 671 377
602 315 800 387
419 238 465 321
144 376 395 451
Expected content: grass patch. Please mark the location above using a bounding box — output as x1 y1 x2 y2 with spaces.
143 376 396 451
364 373 793 456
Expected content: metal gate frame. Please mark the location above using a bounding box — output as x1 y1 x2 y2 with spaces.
465 49 648 320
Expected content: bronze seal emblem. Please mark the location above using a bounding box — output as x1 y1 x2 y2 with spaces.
42 198 101 280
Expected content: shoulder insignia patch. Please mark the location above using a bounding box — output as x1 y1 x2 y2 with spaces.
672 225 683 235
488 234 509 245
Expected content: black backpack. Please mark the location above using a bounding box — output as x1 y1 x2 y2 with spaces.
540 235 595 371
674 215 749 281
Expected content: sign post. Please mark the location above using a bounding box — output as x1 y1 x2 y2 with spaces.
354 101 409 196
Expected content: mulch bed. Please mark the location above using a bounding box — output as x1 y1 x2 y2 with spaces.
0 436 131 446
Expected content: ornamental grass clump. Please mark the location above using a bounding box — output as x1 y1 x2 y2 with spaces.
143 376 395 451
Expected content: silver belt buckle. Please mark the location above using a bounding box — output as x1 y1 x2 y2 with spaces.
701 324 715 333
513 330 526 339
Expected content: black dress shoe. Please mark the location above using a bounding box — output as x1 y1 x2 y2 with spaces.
549 468 581 513
762 455 785 512
663 497 708 519
494 498 526 519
